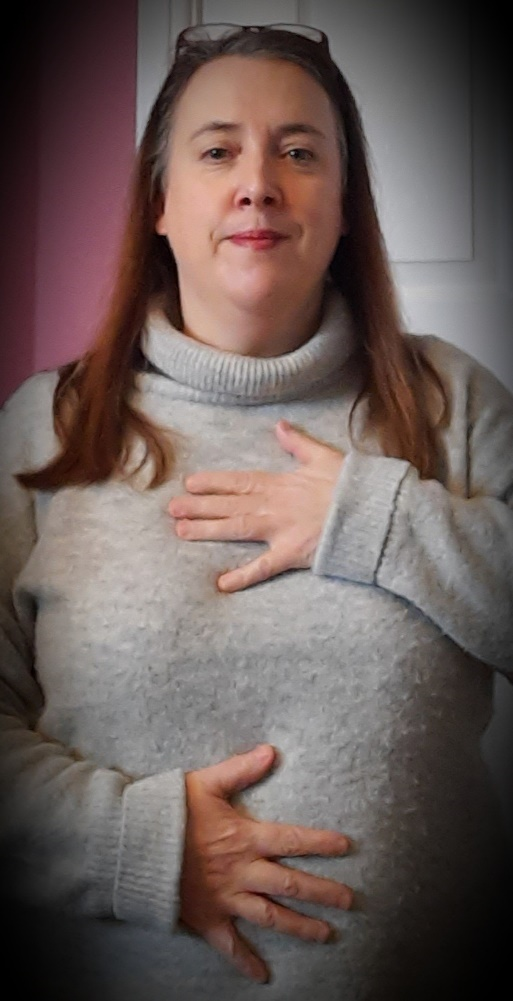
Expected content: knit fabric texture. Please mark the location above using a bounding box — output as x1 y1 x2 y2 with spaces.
1 289 512 999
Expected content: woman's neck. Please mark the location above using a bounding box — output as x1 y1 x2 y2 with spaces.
141 287 356 408
178 285 326 358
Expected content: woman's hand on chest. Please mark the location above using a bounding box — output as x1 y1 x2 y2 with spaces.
168 420 344 592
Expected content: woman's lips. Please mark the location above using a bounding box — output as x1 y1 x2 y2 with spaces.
228 230 287 250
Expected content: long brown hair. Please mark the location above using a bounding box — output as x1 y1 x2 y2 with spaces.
18 25 446 490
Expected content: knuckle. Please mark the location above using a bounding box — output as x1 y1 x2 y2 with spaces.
282 828 302 855
258 899 277 929
236 514 253 540
223 927 238 959
281 872 300 898
254 553 273 581
208 922 236 957
240 473 255 494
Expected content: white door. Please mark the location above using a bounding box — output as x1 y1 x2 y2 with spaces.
137 0 513 835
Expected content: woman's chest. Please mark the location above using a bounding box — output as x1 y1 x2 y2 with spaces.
16 480 490 783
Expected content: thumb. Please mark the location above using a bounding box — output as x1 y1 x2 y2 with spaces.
275 419 324 465
203 744 277 798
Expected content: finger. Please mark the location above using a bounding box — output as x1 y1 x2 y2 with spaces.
232 893 333 944
175 515 264 542
169 495 247 519
217 550 290 592
199 744 276 798
251 819 350 859
246 860 354 911
205 920 269 983
185 470 269 495
275 419 329 464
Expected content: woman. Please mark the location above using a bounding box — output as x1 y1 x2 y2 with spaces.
0 23 511 1001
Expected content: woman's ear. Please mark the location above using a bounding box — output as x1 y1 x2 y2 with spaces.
154 194 166 235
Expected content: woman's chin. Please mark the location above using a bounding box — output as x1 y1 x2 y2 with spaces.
221 275 298 312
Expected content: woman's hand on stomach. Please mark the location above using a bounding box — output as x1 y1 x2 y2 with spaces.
180 743 353 983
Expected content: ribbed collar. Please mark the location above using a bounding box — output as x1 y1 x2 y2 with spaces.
137 288 355 406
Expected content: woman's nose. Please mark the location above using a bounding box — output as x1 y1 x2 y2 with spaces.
233 154 283 209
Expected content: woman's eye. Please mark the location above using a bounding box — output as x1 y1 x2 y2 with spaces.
203 147 230 161
286 148 315 163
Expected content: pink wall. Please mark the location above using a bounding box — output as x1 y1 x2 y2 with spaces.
0 1 137 406
0 17 39 404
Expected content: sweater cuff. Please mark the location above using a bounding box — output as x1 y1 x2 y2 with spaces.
113 769 186 930
313 451 410 583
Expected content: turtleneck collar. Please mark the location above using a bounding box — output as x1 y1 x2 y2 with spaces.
137 288 355 406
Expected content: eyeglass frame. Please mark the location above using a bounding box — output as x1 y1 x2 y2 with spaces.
174 23 331 60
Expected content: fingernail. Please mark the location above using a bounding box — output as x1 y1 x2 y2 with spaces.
248 961 270 983
342 887 355 911
316 922 335 943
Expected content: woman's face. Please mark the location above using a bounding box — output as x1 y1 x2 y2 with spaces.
156 55 345 323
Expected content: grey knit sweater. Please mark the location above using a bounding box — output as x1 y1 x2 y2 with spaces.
1 290 512 1000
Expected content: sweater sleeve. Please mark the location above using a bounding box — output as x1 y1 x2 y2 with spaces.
0 374 186 929
313 341 513 680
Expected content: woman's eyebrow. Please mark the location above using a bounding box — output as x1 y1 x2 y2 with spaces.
190 121 239 141
277 123 326 139
189 121 326 141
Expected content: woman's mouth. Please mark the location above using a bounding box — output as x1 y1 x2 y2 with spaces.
228 230 287 250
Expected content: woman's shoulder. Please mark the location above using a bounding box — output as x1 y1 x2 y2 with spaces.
1 368 61 471
406 331 513 407
406 329 491 374
2 368 60 416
